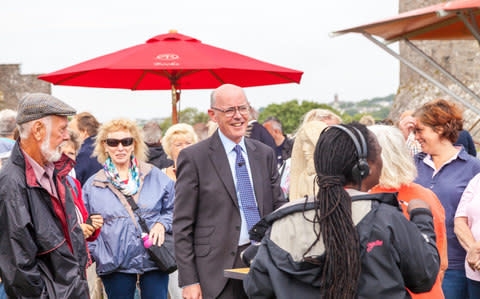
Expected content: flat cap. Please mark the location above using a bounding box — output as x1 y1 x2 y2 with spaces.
16 93 76 124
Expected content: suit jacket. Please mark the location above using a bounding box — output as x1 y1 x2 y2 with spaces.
173 131 286 299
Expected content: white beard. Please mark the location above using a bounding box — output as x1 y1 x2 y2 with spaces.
41 135 63 163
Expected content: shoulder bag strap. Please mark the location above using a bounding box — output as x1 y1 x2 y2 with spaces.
124 195 150 234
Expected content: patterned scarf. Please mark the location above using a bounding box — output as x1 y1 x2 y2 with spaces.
103 155 140 195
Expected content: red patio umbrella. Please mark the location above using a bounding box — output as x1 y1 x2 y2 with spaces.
39 31 303 123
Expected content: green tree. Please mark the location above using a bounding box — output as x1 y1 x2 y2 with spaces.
258 100 342 134
159 107 209 132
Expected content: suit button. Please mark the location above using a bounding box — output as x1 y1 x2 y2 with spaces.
231 251 236 256
235 226 240 231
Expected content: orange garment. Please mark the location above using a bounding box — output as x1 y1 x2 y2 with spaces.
370 183 447 299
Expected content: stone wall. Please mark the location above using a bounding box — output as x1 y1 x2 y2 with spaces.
0 64 51 110
392 0 480 136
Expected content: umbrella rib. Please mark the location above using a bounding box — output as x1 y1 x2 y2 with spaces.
131 70 147 90
209 70 225 84
144 69 172 79
177 70 201 78
265 71 298 83
54 71 89 85
385 14 466 44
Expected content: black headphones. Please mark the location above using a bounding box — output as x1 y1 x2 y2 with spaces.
329 125 370 186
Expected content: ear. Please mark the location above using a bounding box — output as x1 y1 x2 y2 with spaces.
434 126 444 135
208 109 217 123
31 121 46 141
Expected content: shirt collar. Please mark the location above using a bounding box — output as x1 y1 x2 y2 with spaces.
21 148 55 181
218 129 246 154
456 146 471 161
423 145 463 174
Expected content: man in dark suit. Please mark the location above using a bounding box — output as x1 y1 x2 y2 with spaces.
173 84 286 299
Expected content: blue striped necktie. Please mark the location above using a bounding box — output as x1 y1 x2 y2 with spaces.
234 145 261 231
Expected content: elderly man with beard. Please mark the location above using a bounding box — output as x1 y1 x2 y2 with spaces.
0 93 89 299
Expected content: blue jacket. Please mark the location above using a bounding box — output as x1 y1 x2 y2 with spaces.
74 135 102 185
82 161 175 275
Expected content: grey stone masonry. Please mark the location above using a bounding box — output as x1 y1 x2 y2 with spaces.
392 0 480 137
0 64 51 110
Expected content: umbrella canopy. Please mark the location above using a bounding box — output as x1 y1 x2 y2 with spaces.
39 31 303 123
333 0 480 42
332 0 480 125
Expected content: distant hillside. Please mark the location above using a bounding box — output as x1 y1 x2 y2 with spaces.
330 94 394 121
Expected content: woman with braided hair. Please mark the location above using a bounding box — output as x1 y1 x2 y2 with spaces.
243 123 440 299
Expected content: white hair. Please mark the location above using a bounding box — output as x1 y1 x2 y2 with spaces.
161 123 198 159
264 117 282 132
0 109 17 137
368 125 417 188
18 116 62 162
18 116 52 140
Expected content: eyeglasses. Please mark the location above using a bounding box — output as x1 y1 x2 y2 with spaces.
211 105 250 117
104 137 134 147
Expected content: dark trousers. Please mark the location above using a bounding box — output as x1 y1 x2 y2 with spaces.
101 270 168 299
442 269 468 299
468 278 480 299
217 244 249 299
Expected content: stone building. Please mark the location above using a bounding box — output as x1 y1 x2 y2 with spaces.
0 64 51 110
392 0 480 137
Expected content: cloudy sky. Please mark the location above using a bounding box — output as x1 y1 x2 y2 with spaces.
1 0 399 122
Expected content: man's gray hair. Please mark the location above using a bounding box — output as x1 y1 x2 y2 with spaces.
210 90 217 107
264 116 282 132
142 121 163 145
18 116 52 140
249 107 259 121
0 109 17 137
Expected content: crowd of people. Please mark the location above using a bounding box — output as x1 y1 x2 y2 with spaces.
0 85 478 299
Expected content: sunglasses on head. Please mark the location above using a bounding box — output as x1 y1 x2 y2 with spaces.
105 137 134 147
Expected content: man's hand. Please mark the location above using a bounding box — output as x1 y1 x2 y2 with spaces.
467 242 480 271
182 284 202 299
149 222 165 247
407 199 431 214
80 223 95 239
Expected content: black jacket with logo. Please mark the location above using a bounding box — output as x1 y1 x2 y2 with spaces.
244 192 440 299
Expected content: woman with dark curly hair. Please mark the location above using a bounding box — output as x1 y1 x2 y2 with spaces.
244 123 440 299
413 99 480 299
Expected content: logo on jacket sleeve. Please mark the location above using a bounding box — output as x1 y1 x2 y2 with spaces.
366 240 384 252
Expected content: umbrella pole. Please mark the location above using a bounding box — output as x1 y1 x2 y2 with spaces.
171 84 178 124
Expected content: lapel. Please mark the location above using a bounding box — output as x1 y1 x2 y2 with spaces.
208 131 238 208
245 138 265 216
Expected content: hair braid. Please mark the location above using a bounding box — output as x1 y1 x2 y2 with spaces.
301 123 373 298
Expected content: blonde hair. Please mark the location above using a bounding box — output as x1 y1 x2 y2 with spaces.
301 109 341 127
359 115 375 126
368 125 417 188
94 118 148 164
161 123 198 159
206 120 218 137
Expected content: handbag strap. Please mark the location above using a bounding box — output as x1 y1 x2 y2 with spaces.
124 195 150 234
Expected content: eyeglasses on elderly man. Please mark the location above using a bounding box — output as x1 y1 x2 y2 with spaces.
211 105 250 118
